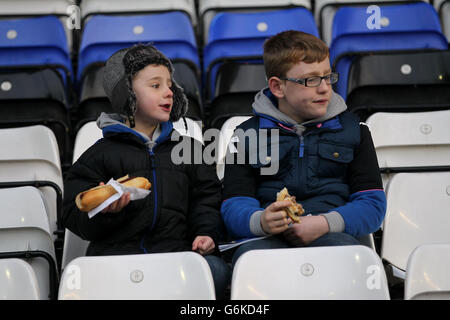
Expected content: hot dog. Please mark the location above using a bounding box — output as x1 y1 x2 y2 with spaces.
276 187 305 223
75 175 151 212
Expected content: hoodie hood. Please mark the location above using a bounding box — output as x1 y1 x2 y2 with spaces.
96 112 173 150
252 87 347 135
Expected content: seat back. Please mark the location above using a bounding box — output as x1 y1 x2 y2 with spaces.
61 121 102 270
0 0 76 49
0 16 72 166
216 116 251 180
61 229 90 271
231 246 390 299
72 121 103 163
0 69 71 167
367 110 450 170
59 252 216 299
199 0 311 42
80 0 197 26
172 62 204 121
0 258 40 300
405 243 450 300
435 0 450 41
77 12 199 82
366 110 450 189
346 50 450 118
0 15 72 79
329 2 448 99
203 7 318 99
0 186 57 300
381 172 450 272
0 0 75 15
208 62 266 128
314 0 432 44
0 125 63 236
173 117 204 145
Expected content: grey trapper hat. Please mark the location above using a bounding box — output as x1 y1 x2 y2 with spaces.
102 43 188 127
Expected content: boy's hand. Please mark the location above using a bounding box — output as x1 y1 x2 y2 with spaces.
283 215 329 246
261 200 293 235
192 236 215 255
98 182 131 213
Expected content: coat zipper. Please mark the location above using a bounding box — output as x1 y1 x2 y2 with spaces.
140 148 158 253
299 135 305 158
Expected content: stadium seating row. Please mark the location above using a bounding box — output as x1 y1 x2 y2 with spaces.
2 242 450 300
0 1 448 41
0 105 449 299
0 0 449 301
0 1 448 164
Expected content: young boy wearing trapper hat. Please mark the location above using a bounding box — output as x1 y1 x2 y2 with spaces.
62 44 230 298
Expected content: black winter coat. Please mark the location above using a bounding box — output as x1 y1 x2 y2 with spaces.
62 120 223 256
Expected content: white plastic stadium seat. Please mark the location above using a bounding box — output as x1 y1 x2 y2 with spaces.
61 229 90 271
440 1 450 41
199 0 312 42
61 121 101 270
366 110 450 189
405 243 450 300
381 172 450 276
0 0 75 15
173 117 204 144
59 252 216 300
434 0 450 41
216 116 251 180
72 121 102 163
0 125 63 238
231 245 390 300
0 258 40 300
314 0 431 44
0 186 57 300
80 0 197 25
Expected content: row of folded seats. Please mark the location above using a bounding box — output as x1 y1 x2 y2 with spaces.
0 0 449 300
0 109 449 300
0 0 449 169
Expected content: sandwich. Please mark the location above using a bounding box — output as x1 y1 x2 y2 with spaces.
276 187 305 223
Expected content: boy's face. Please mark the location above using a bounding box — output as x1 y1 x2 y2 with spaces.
271 58 333 123
132 64 173 125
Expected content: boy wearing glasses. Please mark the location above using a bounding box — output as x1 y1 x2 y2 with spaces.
221 30 386 266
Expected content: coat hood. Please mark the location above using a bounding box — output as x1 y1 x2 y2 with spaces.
252 87 347 134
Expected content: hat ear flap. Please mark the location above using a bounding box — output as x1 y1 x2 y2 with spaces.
170 81 188 122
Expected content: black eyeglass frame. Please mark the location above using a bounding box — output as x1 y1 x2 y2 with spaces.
280 72 339 87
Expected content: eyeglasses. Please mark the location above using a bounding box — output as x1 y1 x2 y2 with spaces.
280 72 339 87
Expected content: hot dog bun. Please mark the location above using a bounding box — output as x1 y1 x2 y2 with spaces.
276 187 305 223
75 175 151 212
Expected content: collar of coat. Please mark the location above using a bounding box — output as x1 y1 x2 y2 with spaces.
102 120 174 147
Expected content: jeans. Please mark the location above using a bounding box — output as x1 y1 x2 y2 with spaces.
231 232 360 269
204 255 231 300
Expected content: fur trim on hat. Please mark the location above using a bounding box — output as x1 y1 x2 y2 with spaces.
123 44 188 123
103 43 188 125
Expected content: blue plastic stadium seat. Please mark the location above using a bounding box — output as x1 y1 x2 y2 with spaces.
329 2 448 100
203 7 319 100
0 15 72 83
0 15 72 168
77 11 200 82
